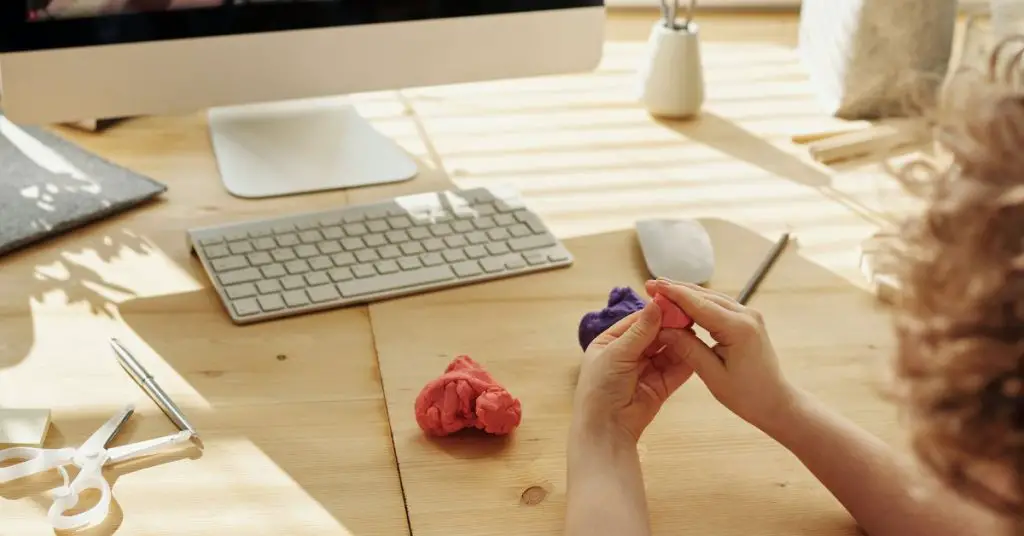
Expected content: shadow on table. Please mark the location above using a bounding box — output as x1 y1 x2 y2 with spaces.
0 218 154 372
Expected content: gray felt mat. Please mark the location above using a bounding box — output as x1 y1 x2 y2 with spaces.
0 115 167 257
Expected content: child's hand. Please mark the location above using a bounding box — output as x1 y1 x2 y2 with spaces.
646 279 799 433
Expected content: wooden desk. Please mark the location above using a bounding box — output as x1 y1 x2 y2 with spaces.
1 10 917 536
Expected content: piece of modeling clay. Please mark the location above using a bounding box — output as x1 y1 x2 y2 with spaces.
654 293 694 329
578 287 647 350
415 355 522 437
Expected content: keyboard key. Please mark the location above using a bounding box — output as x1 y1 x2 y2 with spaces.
423 238 445 252
356 250 380 263
474 203 496 216
343 212 366 223
257 280 282 294
408 227 431 240
430 223 453 237
524 251 547 265
444 235 467 248
205 244 230 259
232 298 261 317
375 260 400 275
386 230 410 244
323 226 344 239
199 236 224 246
225 283 258 299
388 216 412 229
352 264 376 278
318 241 343 254
271 249 296 262
305 271 330 286
464 245 487 259
487 228 510 241
452 260 483 277
509 234 556 251
364 234 387 247
295 245 318 258
341 237 365 251
296 221 318 231
495 199 520 213
547 249 571 262
307 284 341 303
247 252 273 266
421 252 444 266
494 214 516 227
486 242 510 255
504 254 526 270
474 217 496 230
515 211 547 233
509 224 531 238
378 245 402 259
253 237 277 251
481 257 505 273
281 275 305 290
443 249 467 263
261 264 287 278
466 232 488 245
309 256 333 271
277 234 300 247
344 223 368 236
365 208 388 219
283 290 310 307
398 256 422 270
328 267 354 282
212 255 248 272
247 230 269 239
319 216 343 226
220 268 262 286
272 224 294 234
258 294 286 312
400 242 424 255
285 260 311 274
452 220 474 233
336 265 456 297
224 232 248 242
331 252 357 266
300 230 323 244
367 220 390 233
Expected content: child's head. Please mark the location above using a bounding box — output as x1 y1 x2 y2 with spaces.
890 35 1024 523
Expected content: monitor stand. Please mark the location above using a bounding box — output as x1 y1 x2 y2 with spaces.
207 96 418 199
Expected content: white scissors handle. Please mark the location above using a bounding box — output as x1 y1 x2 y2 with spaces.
0 447 76 484
48 454 113 531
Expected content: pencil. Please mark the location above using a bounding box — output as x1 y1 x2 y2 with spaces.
737 233 791 305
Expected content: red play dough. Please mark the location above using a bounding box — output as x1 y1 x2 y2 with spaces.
414 355 522 437
654 293 694 329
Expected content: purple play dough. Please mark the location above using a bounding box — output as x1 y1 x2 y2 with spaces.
578 287 647 350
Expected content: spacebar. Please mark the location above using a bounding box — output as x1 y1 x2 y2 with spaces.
336 266 457 297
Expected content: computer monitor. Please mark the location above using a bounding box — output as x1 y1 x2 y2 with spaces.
0 1 604 198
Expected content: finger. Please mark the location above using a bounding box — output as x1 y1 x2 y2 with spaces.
651 280 746 340
588 309 643 347
650 350 695 396
607 300 662 359
645 279 743 312
658 328 726 385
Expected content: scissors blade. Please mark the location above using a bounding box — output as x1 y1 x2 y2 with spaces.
106 431 192 464
80 405 134 455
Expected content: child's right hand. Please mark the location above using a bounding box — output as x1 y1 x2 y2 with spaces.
646 279 801 434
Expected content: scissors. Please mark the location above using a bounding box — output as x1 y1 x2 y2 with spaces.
0 404 193 530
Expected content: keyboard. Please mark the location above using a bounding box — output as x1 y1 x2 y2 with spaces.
187 187 574 324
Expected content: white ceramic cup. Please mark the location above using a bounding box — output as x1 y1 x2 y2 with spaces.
637 21 705 119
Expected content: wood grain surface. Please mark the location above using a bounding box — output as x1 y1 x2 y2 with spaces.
0 10 927 536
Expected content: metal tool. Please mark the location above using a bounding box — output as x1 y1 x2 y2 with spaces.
737 233 791 305
0 405 193 530
110 338 201 448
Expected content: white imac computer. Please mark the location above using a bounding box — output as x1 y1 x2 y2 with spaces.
0 0 604 198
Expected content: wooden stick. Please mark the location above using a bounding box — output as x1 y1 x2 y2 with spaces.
737 233 791 305
807 125 919 165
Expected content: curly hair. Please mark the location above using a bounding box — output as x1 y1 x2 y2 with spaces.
889 35 1024 524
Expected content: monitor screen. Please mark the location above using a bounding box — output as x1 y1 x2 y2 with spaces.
3 1 602 53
